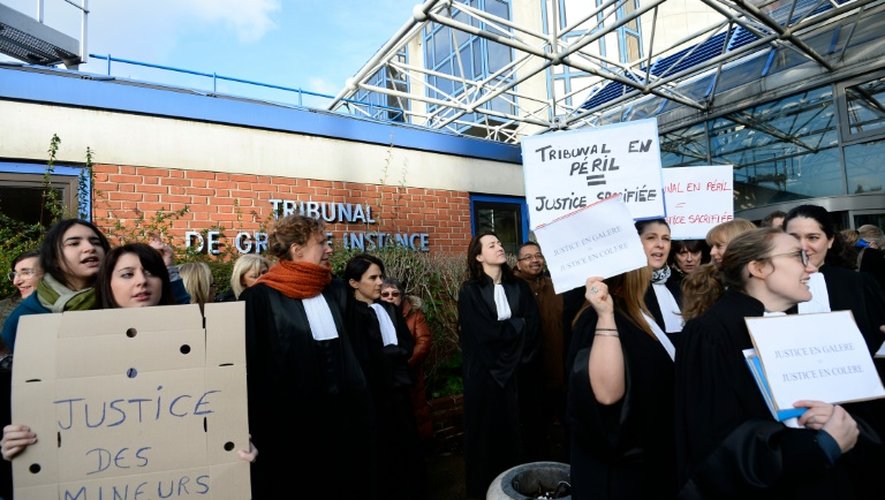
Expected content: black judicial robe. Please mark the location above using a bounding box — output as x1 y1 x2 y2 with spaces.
817 265 885 357
645 271 683 343
458 275 541 499
346 298 425 500
675 290 883 500
244 280 376 500
566 305 677 500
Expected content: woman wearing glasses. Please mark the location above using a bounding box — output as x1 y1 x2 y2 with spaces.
675 228 880 499
380 277 433 444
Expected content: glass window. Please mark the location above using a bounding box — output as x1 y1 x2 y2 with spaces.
626 34 641 62
844 76 885 136
660 123 709 167
0 171 79 226
433 29 451 66
844 138 885 195
472 199 524 255
487 40 511 74
710 86 843 206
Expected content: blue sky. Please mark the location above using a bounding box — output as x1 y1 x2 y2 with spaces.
2 0 418 108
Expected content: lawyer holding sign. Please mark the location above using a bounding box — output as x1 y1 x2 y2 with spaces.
675 228 881 499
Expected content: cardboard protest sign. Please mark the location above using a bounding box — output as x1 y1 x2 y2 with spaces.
662 165 734 239
11 303 250 500
521 118 665 229
534 196 648 294
746 311 885 413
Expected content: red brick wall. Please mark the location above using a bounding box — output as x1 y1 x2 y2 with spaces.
91 164 472 255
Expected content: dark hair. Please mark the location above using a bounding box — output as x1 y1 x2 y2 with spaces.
344 253 385 291
761 210 787 228
11 250 40 270
682 228 782 320
466 231 513 282
517 241 541 256
96 243 173 308
381 277 404 293
668 239 710 270
634 218 669 235
783 204 848 268
267 214 325 260
40 219 111 289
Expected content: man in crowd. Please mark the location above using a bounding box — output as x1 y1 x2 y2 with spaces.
513 241 567 461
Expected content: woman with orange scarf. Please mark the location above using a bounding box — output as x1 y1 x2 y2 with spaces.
243 215 376 500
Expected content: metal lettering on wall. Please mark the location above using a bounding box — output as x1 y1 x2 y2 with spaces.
184 199 430 254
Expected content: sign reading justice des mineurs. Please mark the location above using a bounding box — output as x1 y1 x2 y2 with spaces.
11 303 250 499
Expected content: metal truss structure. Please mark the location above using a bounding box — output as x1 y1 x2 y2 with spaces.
329 0 883 143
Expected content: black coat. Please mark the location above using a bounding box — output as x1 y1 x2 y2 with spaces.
567 305 677 500
244 280 376 500
676 289 883 500
458 275 541 498
346 298 425 500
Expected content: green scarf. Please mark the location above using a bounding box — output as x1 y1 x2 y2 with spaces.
36 274 96 313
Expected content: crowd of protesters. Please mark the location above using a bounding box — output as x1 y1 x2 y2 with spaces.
0 206 883 499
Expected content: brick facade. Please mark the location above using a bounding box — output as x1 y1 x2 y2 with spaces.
91 164 473 255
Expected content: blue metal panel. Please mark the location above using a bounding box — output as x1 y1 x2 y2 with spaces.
0 66 521 164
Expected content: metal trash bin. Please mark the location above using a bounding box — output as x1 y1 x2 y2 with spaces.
486 461 571 499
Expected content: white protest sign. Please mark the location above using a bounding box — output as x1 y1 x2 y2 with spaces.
521 118 665 229
746 311 885 413
534 196 648 294
662 165 734 239
12 303 251 500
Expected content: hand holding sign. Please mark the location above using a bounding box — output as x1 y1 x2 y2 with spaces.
534 196 647 294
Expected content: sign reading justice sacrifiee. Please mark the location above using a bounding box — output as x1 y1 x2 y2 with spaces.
746 311 885 413
12 303 251 499
662 165 734 240
520 118 666 229
534 196 648 294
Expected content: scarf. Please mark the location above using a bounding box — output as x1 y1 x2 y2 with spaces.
651 264 671 284
255 260 331 299
36 274 96 313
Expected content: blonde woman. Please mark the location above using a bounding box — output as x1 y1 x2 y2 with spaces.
218 255 271 302
179 262 215 310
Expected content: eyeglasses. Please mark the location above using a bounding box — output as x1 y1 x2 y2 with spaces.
7 269 38 281
380 291 401 298
768 249 809 267
518 253 544 262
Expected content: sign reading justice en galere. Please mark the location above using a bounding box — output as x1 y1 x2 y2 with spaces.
746 311 885 414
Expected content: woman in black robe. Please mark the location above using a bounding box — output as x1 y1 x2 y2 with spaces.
344 253 425 500
567 267 677 500
458 231 541 499
783 205 885 359
636 219 684 342
244 215 375 499
676 228 882 500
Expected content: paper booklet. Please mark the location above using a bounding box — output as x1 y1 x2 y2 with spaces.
742 348 804 428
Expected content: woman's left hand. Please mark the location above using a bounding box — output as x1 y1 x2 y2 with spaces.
794 400 834 430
